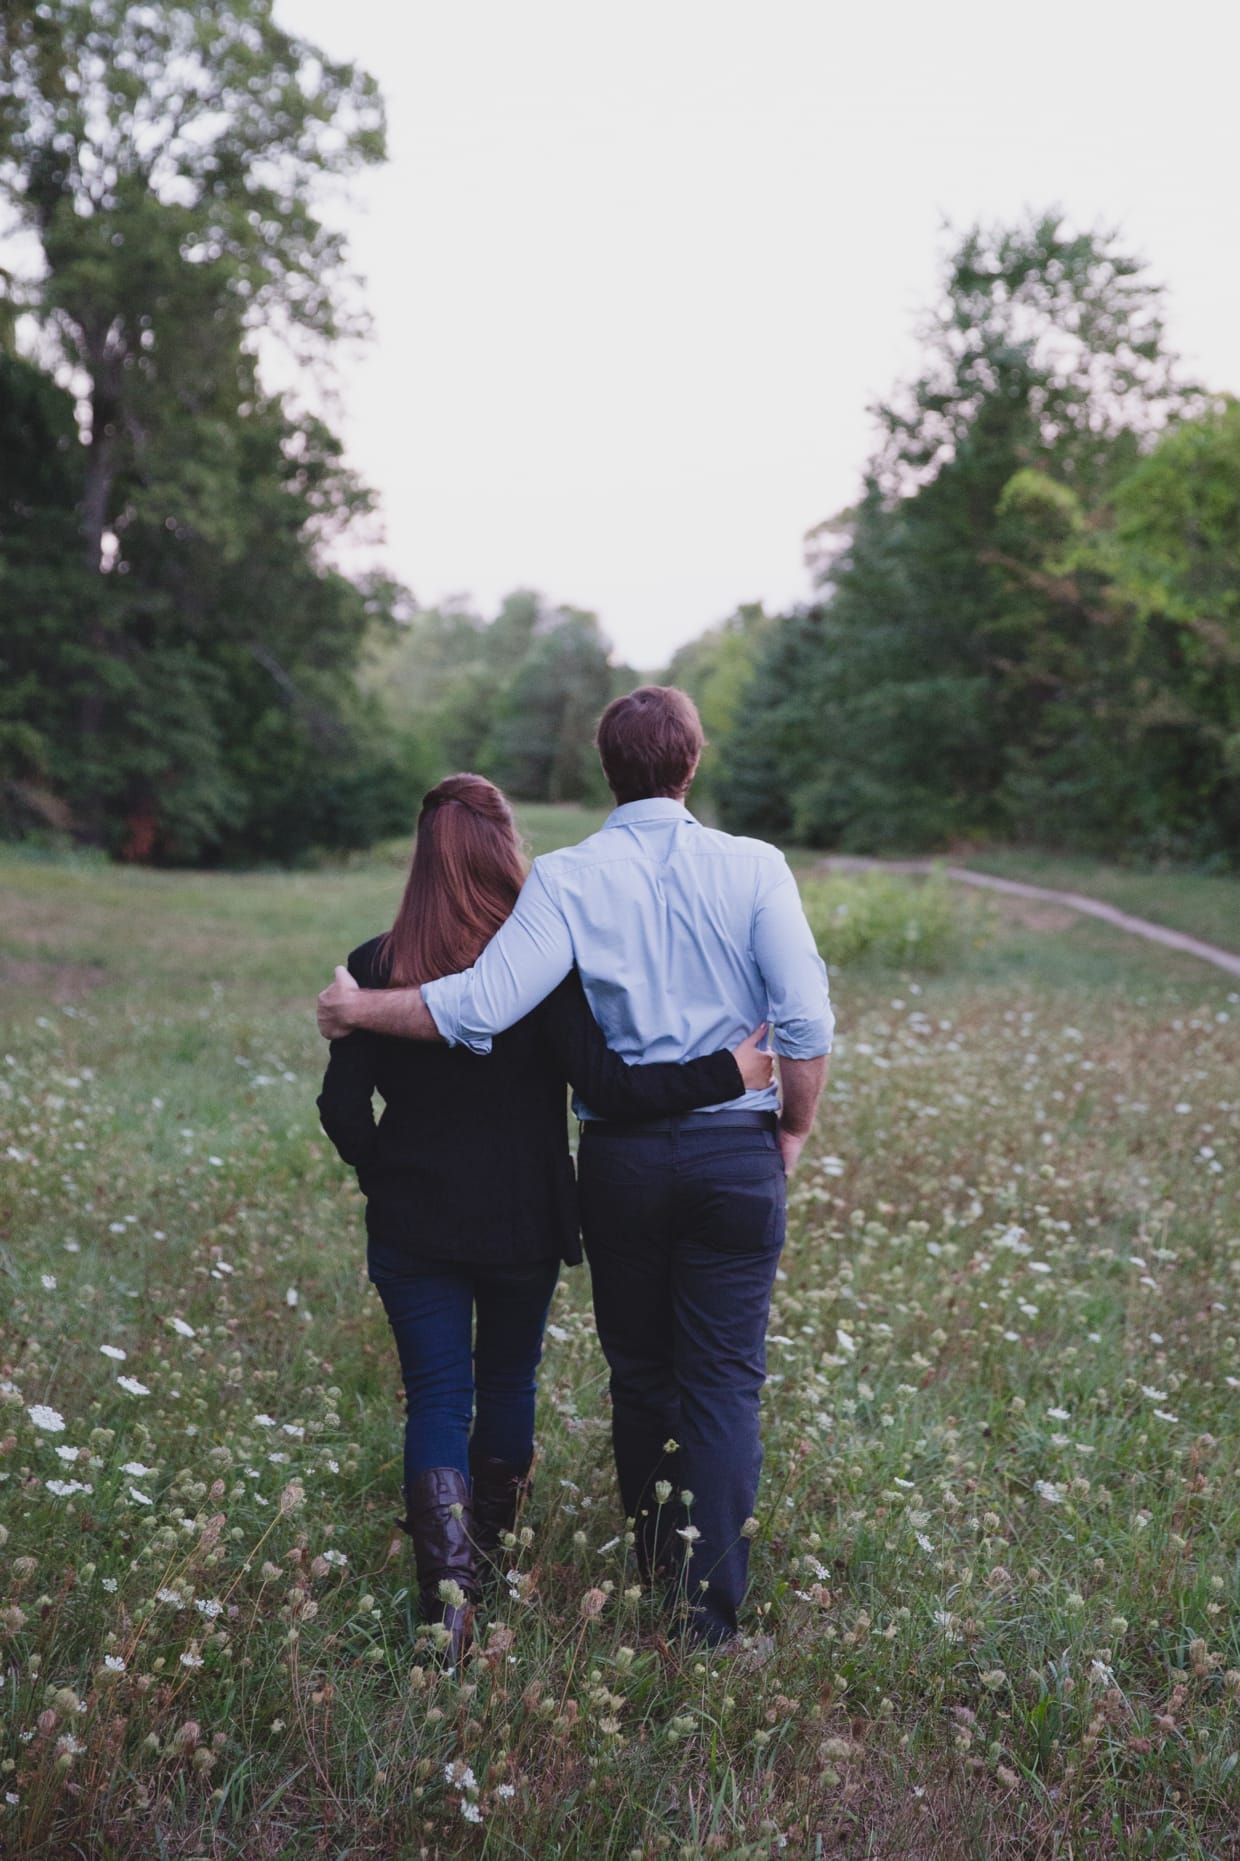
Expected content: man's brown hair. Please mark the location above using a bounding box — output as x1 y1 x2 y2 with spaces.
595 686 705 804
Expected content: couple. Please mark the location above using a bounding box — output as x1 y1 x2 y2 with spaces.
316 685 833 1657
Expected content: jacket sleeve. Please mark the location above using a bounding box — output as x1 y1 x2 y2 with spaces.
537 972 744 1120
316 945 382 1176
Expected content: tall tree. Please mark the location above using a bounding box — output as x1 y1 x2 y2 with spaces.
0 0 385 836
720 215 1194 851
487 605 615 803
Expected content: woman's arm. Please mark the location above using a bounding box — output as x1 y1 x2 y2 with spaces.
315 945 383 1175
537 972 765 1121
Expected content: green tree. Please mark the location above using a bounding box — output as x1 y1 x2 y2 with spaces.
720 214 1194 852
488 605 615 803
0 0 385 838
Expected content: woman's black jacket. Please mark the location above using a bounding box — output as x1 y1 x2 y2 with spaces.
316 937 744 1268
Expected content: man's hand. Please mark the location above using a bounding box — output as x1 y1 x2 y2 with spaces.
778 1127 808 1175
316 973 444 1043
731 1024 775 1093
776 1052 828 1176
317 965 360 1039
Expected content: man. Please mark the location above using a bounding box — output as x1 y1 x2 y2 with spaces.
318 686 833 1643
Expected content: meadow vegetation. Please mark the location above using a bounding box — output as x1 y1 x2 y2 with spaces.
1 824 1238 1859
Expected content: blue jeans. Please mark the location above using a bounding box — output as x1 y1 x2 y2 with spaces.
366 1242 560 1485
578 1119 786 1643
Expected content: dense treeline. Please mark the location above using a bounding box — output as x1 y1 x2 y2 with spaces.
0 0 414 862
0 2 640 862
3 12 1236 872
674 219 1240 866
363 589 636 811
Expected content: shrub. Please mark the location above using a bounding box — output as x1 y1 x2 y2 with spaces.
798 868 986 970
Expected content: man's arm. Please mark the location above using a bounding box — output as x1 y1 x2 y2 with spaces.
751 857 834 1173
777 1054 828 1175
317 862 575 1047
318 965 440 1040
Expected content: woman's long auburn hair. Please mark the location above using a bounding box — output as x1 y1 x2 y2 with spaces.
377 774 527 988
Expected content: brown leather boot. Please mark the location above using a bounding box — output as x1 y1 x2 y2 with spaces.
469 1446 533 1568
399 1467 477 1664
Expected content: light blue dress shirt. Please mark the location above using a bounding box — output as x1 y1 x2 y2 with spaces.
421 799 834 1118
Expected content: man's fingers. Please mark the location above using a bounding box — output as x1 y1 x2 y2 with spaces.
317 964 360 1039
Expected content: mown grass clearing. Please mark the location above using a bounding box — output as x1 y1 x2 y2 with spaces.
963 852 1240 955
1 827 1238 1859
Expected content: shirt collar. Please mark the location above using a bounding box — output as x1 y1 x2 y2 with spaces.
603 797 696 829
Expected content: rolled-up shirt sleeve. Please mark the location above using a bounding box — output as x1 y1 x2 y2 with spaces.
752 859 834 1058
421 862 575 1052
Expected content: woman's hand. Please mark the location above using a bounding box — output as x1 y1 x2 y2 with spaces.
731 1024 775 1092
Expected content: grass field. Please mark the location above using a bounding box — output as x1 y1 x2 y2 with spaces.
962 852 1240 954
2 820 1239 1859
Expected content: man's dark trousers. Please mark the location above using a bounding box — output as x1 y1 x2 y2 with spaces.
578 1112 786 1643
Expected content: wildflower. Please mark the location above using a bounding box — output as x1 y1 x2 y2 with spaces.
676 1525 701 1543
1141 1386 1168 1401
254 1414 277 1428
836 1328 856 1354
1034 1480 1064 1505
116 1376 150 1397
27 1404 66 1434
653 1480 673 1505
169 1318 195 1338
1153 1409 1178 1423
496 1783 516 1799
1046 1407 1070 1421
980 1670 1006 1690
101 1578 117 1593
129 1487 153 1506
580 1588 608 1619
54 1445 79 1462
285 1287 299 1308
915 1532 933 1553
41 1275 57 1291
46 1479 91 1497
321 1548 347 1567
461 1802 483 1824
180 1647 204 1669
121 1462 154 1477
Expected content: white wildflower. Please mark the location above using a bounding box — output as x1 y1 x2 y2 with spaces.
27 1404 66 1433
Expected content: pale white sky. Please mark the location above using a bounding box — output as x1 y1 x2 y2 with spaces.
276 0 1240 669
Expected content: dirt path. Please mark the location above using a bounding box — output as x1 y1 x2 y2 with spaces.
818 857 1240 981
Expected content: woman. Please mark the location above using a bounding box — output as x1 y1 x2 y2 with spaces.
317 773 770 1658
